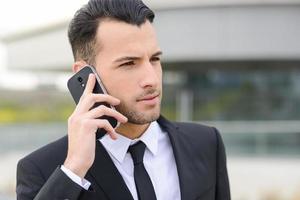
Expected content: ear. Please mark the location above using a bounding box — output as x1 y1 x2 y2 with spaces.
72 60 88 73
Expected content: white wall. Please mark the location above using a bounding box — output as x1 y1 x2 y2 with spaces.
5 26 73 71
155 5 300 61
0 43 7 72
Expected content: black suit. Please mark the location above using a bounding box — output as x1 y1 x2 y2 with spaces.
16 116 230 200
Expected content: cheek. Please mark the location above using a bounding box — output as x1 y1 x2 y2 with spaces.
104 76 135 100
156 66 163 87
158 69 163 84
97 69 123 95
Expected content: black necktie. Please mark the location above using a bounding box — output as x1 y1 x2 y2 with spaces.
128 141 157 200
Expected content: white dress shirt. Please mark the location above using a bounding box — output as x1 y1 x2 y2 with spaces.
62 121 181 200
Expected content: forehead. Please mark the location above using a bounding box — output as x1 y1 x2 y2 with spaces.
95 19 159 58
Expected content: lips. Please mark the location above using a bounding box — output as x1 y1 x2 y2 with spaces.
137 92 160 102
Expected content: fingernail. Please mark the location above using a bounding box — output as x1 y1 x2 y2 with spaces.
112 134 117 140
121 117 127 123
112 101 120 106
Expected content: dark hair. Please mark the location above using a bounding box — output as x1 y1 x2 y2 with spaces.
68 0 155 65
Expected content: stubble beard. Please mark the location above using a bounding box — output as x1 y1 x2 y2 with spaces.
116 99 161 125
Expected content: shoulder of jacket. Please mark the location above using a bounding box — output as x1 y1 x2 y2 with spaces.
174 121 214 132
19 136 68 167
172 121 219 143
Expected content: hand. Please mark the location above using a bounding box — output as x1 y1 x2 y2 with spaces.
64 74 127 178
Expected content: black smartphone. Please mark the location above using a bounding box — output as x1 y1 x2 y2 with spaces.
67 65 119 139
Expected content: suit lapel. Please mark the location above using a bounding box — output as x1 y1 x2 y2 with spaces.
158 116 211 200
88 141 134 200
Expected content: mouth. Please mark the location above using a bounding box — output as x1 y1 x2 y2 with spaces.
137 92 160 106
138 93 159 101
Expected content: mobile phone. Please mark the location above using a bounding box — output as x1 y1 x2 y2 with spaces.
67 65 119 139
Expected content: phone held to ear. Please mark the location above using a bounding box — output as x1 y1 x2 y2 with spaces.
67 65 119 139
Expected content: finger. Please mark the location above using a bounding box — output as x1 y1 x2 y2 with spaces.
76 93 121 114
92 119 118 140
82 73 96 98
85 105 128 123
91 94 120 106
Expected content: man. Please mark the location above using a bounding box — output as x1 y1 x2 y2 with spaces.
16 0 231 199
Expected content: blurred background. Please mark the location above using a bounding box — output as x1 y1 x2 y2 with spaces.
1 0 300 199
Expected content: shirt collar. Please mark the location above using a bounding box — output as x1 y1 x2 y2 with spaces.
100 121 160 164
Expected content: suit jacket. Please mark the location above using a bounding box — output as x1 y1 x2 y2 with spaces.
16 116 230 200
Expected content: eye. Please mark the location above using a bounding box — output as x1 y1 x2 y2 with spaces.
120 61 135 67
150 57 161 62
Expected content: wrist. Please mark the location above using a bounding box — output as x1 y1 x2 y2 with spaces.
63 159 89 179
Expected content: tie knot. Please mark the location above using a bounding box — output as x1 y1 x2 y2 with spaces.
128 141 146 165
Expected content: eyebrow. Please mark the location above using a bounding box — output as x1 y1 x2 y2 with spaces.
113 51 163 63
152 51 163 58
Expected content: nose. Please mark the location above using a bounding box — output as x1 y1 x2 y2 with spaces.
139 61 160 89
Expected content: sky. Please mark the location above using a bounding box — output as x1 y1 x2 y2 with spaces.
0 0 88 37
0 0 90 90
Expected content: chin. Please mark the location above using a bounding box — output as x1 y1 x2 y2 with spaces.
116 101 161 124
127 109 160 125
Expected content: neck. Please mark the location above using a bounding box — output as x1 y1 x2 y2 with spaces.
116 122 151 139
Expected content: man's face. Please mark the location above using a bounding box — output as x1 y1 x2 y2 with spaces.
93 19 162 124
